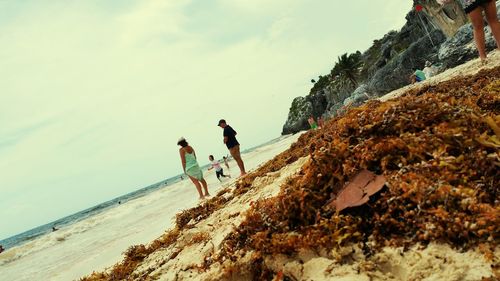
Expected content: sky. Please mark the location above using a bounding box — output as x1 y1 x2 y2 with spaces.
0 0 412 240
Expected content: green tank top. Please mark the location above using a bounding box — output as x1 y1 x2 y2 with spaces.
184 151 198 170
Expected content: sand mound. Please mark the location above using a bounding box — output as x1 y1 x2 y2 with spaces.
212 66 499 280
81 63 499 281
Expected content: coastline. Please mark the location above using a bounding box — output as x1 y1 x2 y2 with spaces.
81 52 500 280
0 134 303 281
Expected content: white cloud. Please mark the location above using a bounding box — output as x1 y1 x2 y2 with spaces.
217 0 301 15
115 0 191 46
267 16 293 40
0 0 412 239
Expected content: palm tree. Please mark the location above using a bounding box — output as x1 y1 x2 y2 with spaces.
330 52 362 90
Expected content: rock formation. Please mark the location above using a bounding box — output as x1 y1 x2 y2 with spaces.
420 0 468 38
281 0 498 135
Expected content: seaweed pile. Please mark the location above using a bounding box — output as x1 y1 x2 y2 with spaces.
216 67 500 277
81 67 499 280
176 188 233 229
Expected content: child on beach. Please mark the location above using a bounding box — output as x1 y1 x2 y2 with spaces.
177 137 210 199
208 155 231 182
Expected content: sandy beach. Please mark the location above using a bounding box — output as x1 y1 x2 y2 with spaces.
79 52 499 281
0 134 304 281
3 1 500 280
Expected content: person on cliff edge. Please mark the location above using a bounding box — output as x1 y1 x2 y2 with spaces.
459 0 500 63
218 119 246 176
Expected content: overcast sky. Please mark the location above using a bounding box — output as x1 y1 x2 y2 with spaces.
0 0 412 240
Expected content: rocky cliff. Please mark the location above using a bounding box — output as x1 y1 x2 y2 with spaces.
282 0 498 135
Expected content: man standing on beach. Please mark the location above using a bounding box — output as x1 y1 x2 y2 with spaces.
218 119 246 176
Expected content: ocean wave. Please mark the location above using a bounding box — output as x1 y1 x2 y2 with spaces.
0 175 186 268
0 212 115 265
0 229 76 266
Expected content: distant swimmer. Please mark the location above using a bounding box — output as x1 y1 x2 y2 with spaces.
52 226 58 232
118 201 121 204
178 137 210 199
0 245 4 253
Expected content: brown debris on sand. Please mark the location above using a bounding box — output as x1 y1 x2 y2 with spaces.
329 169 386 212
216 67 500 278
81 66 500 281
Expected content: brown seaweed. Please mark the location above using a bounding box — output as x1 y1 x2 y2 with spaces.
217 67 500 278
81 66 500 280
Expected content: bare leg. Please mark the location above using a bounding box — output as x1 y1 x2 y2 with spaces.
469 8 487 60
234 155 246 176
200 178 210 196
230 146 246 176
221 169 231 178
189 176 204 199
483 0 500 49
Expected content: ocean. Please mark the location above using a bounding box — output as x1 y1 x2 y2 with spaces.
0 175 182 251
0 134 299 281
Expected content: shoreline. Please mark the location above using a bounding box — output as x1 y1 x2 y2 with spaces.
0 133 305 281
81 53 499 280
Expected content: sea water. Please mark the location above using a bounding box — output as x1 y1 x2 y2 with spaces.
0 177 179 251
0 134 300 281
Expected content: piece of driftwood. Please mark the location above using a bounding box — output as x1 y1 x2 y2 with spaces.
330 170 386 212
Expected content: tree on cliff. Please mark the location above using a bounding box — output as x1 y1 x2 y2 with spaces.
330 51 362 90
309 75 330 94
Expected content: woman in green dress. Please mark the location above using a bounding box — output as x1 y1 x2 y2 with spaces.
178 137 210 199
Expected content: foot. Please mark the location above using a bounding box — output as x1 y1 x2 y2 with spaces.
480 57 488 65
204 193 211 197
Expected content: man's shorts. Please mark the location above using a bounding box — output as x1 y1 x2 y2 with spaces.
229 145 241 159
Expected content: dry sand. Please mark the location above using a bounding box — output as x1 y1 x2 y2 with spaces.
89 51 500 281
128 157 498 280
131 157 309 281
124 157 498 281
